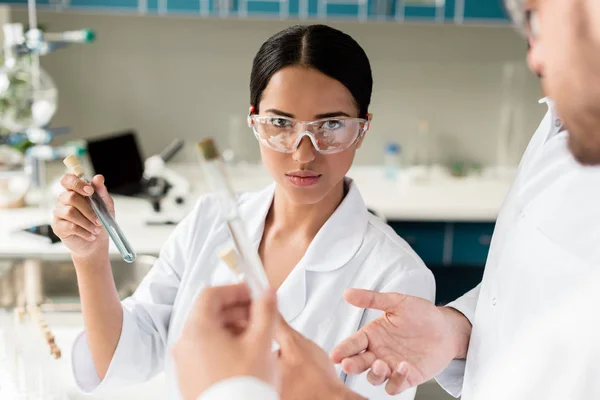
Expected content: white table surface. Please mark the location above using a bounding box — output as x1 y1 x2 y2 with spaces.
0 310 167 399
0 164 513 260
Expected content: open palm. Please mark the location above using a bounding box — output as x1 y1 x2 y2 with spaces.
331 289 467 395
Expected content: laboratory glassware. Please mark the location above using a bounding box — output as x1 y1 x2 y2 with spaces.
196 138 270 298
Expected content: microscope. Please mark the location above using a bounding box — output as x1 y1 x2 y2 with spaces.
143 139 191 225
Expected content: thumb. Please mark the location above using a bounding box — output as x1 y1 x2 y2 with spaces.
247 289 278 348
91 175 115 215
344 289 409 312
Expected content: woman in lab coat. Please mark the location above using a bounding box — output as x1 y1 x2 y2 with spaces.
51 24 435 399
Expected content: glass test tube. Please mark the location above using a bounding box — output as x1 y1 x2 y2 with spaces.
63 155 137 263
196 139 269 298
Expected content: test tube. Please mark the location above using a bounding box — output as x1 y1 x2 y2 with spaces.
63 155 137 263
196 139 270 298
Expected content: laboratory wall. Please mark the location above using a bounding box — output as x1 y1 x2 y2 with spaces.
10 9 546 167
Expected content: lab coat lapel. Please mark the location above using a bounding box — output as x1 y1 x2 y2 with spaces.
303 178 369 273
237 183 307 322
236 179 369 323
277 265 307 323
269 179 369 323
276 178 369 322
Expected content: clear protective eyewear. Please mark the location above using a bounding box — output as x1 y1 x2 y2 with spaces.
524 9 539 40
247 114 371 155
506 0 539 40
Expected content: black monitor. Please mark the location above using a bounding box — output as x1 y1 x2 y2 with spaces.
86 130 146 197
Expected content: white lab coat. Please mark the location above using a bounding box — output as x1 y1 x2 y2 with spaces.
436 99 600 398
197 377 278 400
71 178 435 399
473 269 600 400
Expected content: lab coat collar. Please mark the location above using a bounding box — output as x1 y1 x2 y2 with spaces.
299 179 369 273
237 177 369 322
239 177 369 273
539 97 566 142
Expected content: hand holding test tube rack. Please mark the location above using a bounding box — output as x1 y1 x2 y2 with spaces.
196 138 270 298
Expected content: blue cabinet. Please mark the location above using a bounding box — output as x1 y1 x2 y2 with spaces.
451 222 495 266
388 220 495 268
463 0 509 22
388 221 446 266
68 0 139 9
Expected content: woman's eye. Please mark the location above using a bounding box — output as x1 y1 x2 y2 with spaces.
270 118 292 128
322 120 343 130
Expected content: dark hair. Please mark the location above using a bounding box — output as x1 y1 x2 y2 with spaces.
250 24 373 118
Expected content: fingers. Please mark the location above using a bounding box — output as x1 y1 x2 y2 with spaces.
344 289 408 312
91 175 115 215
247 288 278 347
54 205 102 236
385 362 412 395
330 330 369 364
340 351 376 375
52 218 98 241
367 359 392 386
221 303 251 326
58 190 100 225
60 174 94 197
186 284 252 331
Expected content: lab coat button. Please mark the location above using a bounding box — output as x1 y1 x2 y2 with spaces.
555 119 562 128
492 297 497 306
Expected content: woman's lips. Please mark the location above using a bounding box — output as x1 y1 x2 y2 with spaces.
286 172 321 187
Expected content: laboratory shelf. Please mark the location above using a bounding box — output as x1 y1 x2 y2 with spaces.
3 0 512 24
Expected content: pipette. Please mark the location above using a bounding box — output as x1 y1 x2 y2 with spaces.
63 155 137 263
196 138 270 298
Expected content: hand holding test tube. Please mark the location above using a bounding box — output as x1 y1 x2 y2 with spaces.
62 155 137 263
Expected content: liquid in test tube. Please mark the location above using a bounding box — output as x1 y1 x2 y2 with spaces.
63 155 137 263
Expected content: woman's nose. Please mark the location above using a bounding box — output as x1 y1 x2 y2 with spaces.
292 136 317 164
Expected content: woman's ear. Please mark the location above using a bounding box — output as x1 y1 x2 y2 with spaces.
247 106 256 127
356 113 373 150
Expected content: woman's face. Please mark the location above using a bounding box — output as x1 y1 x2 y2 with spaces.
255 66 366 205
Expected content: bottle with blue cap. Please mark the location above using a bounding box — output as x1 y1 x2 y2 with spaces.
384 142 402 180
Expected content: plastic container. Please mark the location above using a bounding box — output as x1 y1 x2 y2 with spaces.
384 142 402 180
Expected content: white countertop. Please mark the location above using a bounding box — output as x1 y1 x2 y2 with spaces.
0 164 513 260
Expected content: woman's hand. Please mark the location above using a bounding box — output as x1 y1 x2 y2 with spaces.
51 174 114 260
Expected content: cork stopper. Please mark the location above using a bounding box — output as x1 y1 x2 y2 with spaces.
196 138 219 161
218 247 240 275
63 155 84 177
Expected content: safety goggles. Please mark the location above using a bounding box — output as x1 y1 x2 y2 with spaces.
505 0 539 40
247 114 371 155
